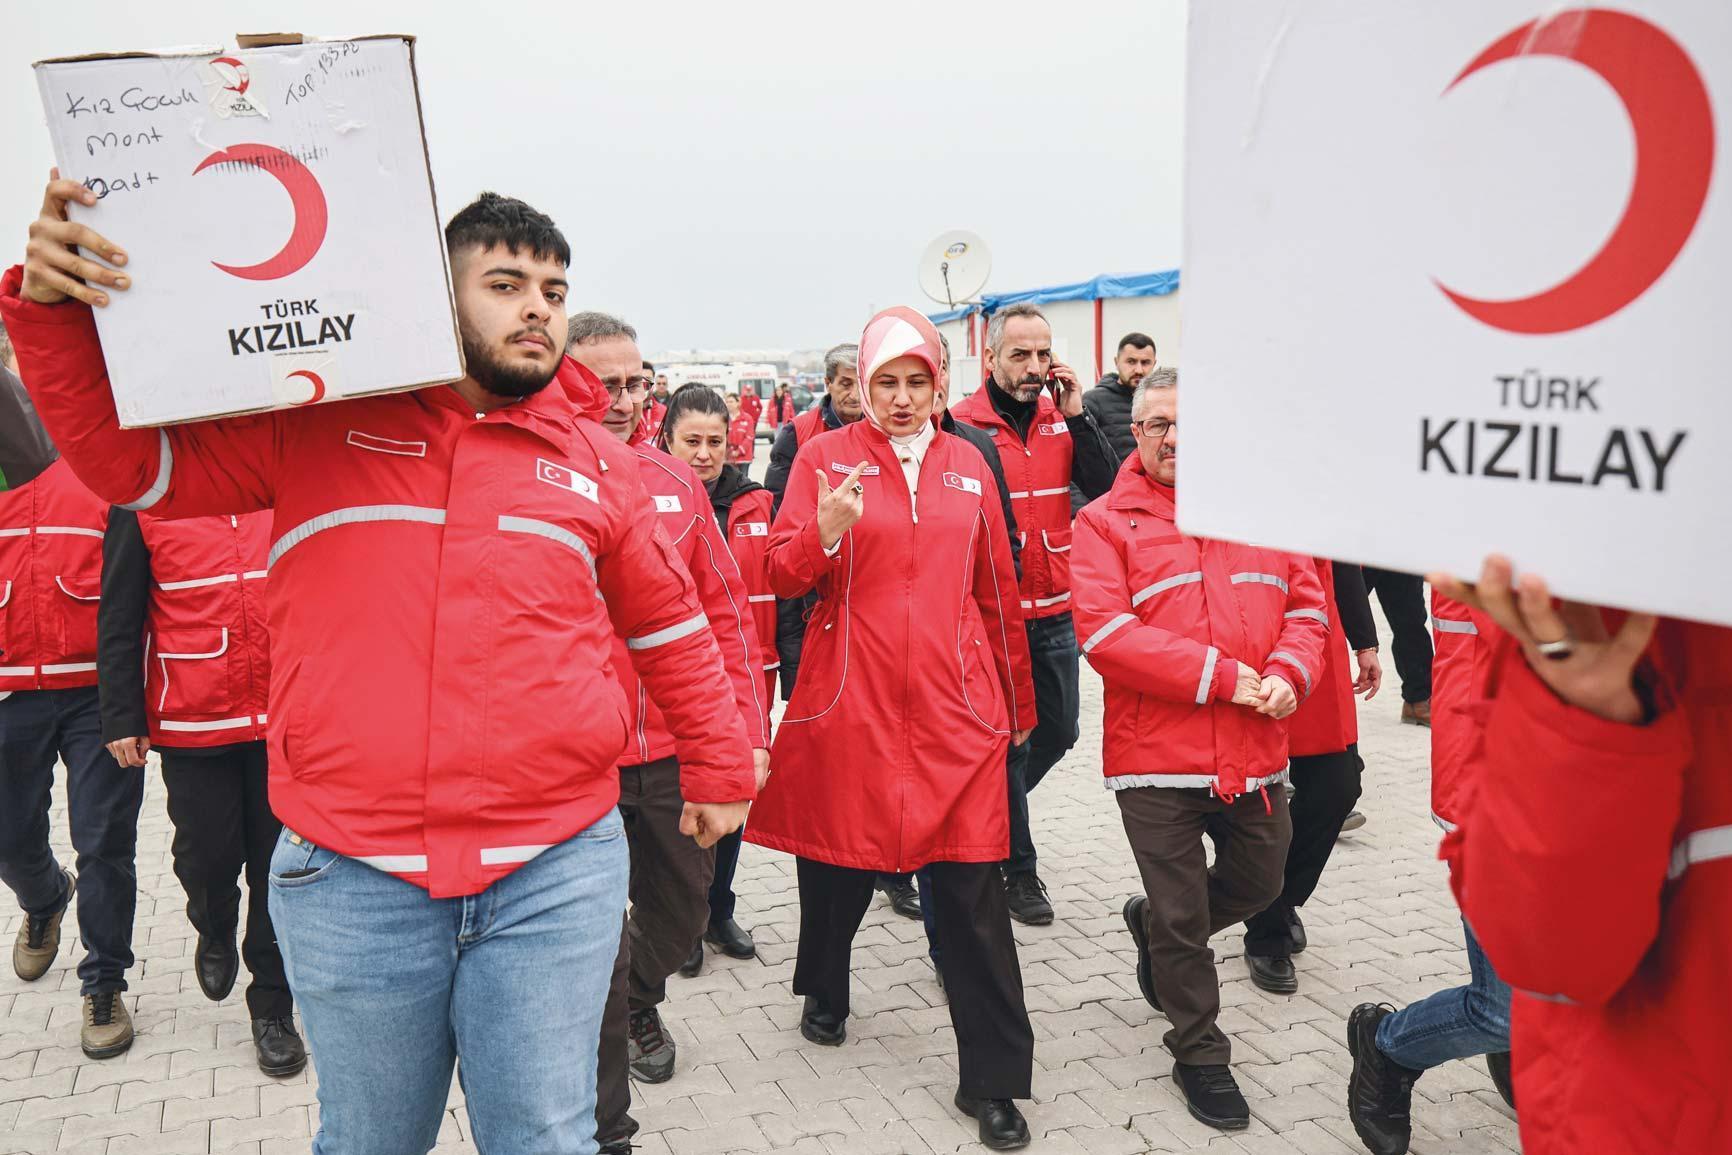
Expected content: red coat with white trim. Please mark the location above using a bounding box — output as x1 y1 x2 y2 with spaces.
1284 558 1354 758
711 478 778 702
727 410 755 466
638 399 666 447
0 456 106 692
1 270 754 899
1070 457 1327 796
1428 589 1495 832
747 419 1034 871
1452 621 1731 1154
612 446 770 765
137 512 272 748
948 389 1075 620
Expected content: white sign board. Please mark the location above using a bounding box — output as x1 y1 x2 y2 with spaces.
1179 2 1730 626
35 34 462 427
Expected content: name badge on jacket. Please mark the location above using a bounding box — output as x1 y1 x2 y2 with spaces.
942 472 982 495
735 521 769 537
654 494 683 513
1038 420 1068 436
537 458 600 503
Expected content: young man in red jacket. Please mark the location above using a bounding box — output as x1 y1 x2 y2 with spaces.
6 179 754 1154
1433 558 1727 1155
567 312 771 1155
950 303 1118 926
98 507 304 1077
0 365 143 1061
1070 370 1327 1130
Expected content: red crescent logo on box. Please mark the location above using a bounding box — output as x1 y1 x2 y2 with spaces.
286 369 325 405
1436 9 1715 334
193 144 330 281
211 56 251 94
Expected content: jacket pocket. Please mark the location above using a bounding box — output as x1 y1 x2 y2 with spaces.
1041 527 1073 596
0 579 13 666
152 627 236 717
959 634 1007 734
52 573 102 663
782 598 848 723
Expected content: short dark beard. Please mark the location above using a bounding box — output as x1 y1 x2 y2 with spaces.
994 369 1044 404
461 329 558 399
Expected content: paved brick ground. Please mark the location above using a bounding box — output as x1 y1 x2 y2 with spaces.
0 570 1520 1153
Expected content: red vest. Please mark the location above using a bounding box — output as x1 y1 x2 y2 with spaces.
948 390 1075 620
792 405 828 448
1429 590 1494 831
1285 558 1358 758
722 487 778 702
0 457 107 692
138 512 272 748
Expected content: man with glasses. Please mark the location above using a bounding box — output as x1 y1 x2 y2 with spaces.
1070 369 1325 1131
567 313 771 1155
640 361 667 445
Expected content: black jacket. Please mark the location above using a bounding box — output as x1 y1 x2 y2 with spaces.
706 462 765 527
1332 562 1379 653
1074 373 1137 513
0 366 57 492
766 395 846 516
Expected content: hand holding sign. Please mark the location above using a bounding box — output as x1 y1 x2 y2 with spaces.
23 170 130 308
816 462 867 551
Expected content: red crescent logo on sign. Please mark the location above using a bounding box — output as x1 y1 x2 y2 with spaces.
192 144 329 281
1436 9 1715 334
211 56 250 94
287 369 325 405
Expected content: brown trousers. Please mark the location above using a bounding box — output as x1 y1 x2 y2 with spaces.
1116 783 1291 1065
595 757 716 1147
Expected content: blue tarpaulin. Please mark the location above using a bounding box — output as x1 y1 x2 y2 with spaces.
927 269 1180 325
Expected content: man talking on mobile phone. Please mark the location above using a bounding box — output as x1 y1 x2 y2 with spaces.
949 302 1116 925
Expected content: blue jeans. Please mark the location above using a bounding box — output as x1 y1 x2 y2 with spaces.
1007 612 1081 876
268 809 628 1155
0 687 143 994
1376 918 1512 1069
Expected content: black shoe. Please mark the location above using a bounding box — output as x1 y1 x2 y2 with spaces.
627 1007 676 1083
1003 871 1053 926
1121 896 1161 1012
1286 907 1308 954
953 1091 1030 1150
1347 1003 1422 1155
799 996 846 1046
252 1017 307 1077
1246 953 1299 995
877 876 922 920
598 1144 632 1155
1171 1062 1249 1131
678 941 704 978
1486 1050 1516 1111
704 918 756 960
194 931 239 1002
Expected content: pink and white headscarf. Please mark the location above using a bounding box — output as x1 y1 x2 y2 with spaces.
857 306 943 434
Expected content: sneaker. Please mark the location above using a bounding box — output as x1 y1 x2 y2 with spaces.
877 875 922 920
252 1017 307 1077
1339 810 1368 834
1486 1050 1516 1111
1347 1003 1422 1155
627 1007 676 1083
1003 871 1054 926
13 870 75 981
81 991 134 1059
1171 1062 1249 1130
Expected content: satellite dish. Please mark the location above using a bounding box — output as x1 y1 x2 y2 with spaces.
918 231 991 308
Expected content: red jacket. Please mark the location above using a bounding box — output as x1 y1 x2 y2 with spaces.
1 269 754 899
747 419 1034 871
0 456 106 692
739 391 762 429
948 390 1075 620
727 410 755 465
1070 457 1327 796
1428 590 1495 832
790 404 827 449
612 447 770 764
136 512 272 748
1453 621 1731 1154
638 399 666 447
712 480 778 702
1285 558 1355 758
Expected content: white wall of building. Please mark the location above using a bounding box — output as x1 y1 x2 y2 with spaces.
933 288 1183 398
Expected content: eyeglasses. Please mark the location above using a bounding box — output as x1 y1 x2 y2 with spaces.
604 377 652 402
1133 417 1176 439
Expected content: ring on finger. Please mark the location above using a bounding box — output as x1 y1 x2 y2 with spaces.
1535 636 1575 661
851 483 864 495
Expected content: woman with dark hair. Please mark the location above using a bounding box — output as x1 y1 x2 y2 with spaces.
749 306 1039 1150
658 384 778 972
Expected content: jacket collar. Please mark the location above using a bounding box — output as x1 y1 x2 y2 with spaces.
1106 454 1176 518
423 357 594 455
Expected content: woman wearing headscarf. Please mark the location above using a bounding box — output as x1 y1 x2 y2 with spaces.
749 307 1038 1150
657 383 779 975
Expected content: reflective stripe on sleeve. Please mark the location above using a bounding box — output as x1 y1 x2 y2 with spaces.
1131 571 1203 607
1230 572 1290 594
270 505 448 568
1432 812 1459 833
1196 646 1219 705
1668 824 1732 881
747 594 776 604
1284 608 1328 625
626 612 709 651
1269 650 1313 695
498 515 596 578
160 716 256 732
1435 619 1479 635
1082 612 1137 654
120 430 174 512
40 662 98 675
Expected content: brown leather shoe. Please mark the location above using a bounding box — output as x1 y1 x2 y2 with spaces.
1400 700 1432 727
81 991 134 1059
13 870 75 982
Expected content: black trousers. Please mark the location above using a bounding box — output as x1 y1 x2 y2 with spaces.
1243 746 1362 957
794 856 1034 1100
0 687 143 994
1361 568 1433 703
158 741 291 1018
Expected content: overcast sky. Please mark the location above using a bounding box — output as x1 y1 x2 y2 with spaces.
3 0 1186 352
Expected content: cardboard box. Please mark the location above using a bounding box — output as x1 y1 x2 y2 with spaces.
1179 2 1731 626
35 33 463 427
